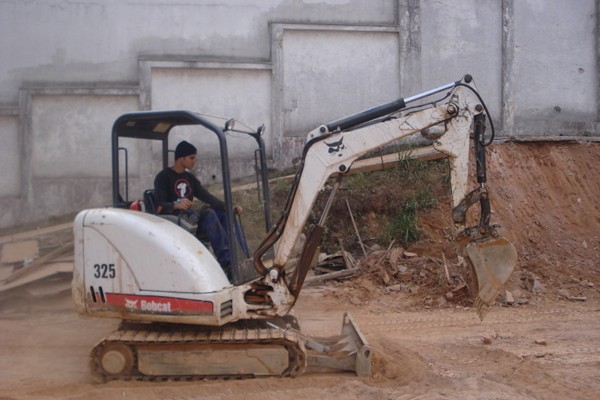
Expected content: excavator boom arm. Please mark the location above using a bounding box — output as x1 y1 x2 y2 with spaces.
269 77 480 270
253 75 516 321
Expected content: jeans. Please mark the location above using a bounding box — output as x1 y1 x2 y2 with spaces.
193 208 250 279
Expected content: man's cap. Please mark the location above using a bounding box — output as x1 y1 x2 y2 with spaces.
175 140 197 159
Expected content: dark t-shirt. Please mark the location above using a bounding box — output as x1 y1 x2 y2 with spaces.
153 168 225 214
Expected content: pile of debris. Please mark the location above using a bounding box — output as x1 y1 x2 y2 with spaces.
303 242 474 308
303 250 359 286
312 242 598 311
0 223 74 308
350 245 475 307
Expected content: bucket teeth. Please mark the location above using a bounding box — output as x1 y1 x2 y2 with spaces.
474 297 490 321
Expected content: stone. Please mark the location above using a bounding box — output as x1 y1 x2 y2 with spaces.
382 271 391 285
396 265 408 273
579 280 590 288
349 297 362 306
504 290 515 305
388 248 404 265
532 279 545 293
398 270 413 281
512 288 524 300
386 284 403 293
436 296 448 307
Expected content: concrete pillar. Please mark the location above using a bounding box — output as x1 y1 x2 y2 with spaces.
398 0 422 96
596 0 600 121
18 89 32 205
502 0 515 137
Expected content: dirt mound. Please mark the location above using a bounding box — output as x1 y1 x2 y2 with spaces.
489 141 600 300
325 141 600 309
369 340 431 384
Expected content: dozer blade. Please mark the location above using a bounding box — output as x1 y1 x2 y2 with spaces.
466 237 517 320
271 312 373 377
305 312 373 376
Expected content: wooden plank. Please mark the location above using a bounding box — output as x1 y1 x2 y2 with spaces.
0 222 72 245
0 262 73 292
22 277 72 297
501 135 600 143
304 268 359 286
231 146 446 193
2 240 74 284
346 146 446 175
1 240 39 264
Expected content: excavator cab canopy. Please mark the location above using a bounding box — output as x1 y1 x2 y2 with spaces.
111 110 269 284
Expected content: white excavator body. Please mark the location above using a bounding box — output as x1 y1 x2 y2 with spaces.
72 75 516 381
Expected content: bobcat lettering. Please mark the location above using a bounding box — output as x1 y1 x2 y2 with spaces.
141 300 172 313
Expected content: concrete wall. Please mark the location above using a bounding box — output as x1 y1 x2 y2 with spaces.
148 61 274 184
513 0 598 132
0 0 598 230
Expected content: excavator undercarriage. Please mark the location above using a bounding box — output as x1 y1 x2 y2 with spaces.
91 313 371 382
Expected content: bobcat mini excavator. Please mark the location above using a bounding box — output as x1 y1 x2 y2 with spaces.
72 74 517 381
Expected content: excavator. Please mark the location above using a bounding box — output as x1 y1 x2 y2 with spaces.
72 74 517 381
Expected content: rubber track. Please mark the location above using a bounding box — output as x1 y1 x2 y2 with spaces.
90 321 307 382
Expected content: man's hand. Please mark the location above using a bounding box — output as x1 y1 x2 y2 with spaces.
173 198 192 211
233 205 243 215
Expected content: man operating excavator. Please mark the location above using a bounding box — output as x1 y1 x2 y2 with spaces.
153 140 248 279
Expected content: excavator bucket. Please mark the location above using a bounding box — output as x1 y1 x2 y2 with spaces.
466 237 517 320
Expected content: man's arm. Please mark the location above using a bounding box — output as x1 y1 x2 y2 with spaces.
191 176 225 211
153 170 176 214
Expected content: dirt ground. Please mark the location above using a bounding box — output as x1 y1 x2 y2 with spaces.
1 141 599 399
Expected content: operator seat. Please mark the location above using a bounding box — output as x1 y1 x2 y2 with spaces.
143 189 159 214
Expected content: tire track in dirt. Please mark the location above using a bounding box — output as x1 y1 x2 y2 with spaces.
356 304 600 370
352 303 600 400
358 306 597 332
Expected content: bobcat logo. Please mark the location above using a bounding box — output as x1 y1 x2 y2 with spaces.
325 137 345 157
125 298 139 310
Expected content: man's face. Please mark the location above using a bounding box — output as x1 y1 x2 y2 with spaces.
182 154 197 170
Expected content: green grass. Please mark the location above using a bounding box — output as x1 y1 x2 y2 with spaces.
386 200 420 243
230 154 450 255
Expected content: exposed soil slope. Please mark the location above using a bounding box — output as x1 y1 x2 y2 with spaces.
489 141 600 298
331 141 600 309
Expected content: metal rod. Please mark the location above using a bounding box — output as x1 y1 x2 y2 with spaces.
118 147 129 203
318 175 343 226
403 80 457 104
346 199 367 257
